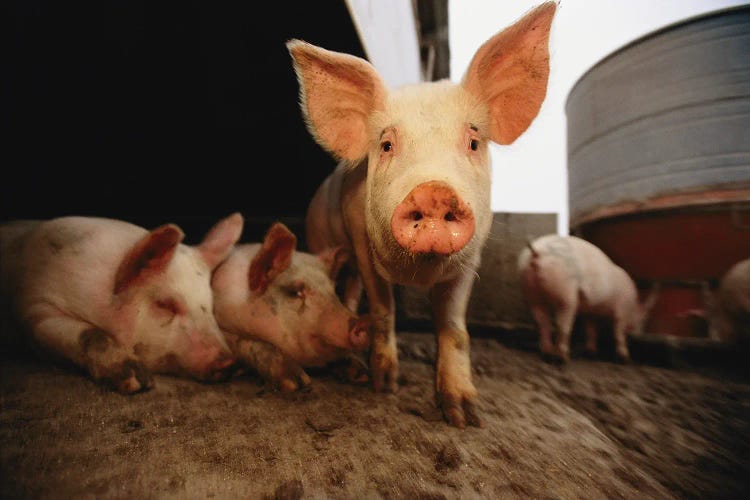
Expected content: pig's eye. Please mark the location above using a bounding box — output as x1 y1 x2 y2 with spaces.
470 139 479 151
155 298 182 320
283 283 306 300
381 141 393 153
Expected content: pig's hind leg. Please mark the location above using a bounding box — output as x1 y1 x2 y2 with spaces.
553 304 577 364
25 307 152 393
529 304 555 359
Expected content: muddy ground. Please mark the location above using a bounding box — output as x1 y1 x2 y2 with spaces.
1 330 749 499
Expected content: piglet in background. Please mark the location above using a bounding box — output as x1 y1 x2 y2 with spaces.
0 214 243 392
518 234 659 364
211 222 370 392
701 257 750 344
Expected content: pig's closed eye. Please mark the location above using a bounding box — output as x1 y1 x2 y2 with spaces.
154 298 182 322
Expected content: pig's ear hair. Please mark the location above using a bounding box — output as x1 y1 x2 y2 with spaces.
317 246 350 280
287 39 387 161
248 222 297 294
114 224 184 295
199 212 244 270
461 1 557 145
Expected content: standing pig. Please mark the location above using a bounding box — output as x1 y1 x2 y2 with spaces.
518 234 658 364
706 257 750 343
288 2 557 427
211 222 370 392
0 213 243 393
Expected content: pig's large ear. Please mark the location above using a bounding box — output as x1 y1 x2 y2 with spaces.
317 246 350 280
287 39 387 161
461 1 556 145
198 212 244 270
114 224 184 295
248 222 297 294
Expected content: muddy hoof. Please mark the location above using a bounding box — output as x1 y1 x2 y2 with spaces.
437 391 482 429
541 351 568 365
111 359 154 394
616 354 632 365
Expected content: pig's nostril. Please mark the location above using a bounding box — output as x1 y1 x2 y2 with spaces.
410 211 423 222
444 211 456 222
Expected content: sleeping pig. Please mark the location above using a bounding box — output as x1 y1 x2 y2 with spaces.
289 1 558 427
211 222 370 392
518 234 658 364
0 213 243 392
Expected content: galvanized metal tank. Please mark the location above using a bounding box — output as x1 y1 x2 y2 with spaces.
566 5 750 338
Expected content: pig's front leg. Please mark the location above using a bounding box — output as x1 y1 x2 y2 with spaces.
355 252 397 392
28 308 152 393
350 233 398 392
342 272 364 313
231 337 311 392
430 272 481 429
367 279 398 393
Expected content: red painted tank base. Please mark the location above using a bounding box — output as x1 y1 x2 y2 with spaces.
576 201 750 339
645 286 709 338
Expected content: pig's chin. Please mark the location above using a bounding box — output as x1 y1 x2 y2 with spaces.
370 235 471 288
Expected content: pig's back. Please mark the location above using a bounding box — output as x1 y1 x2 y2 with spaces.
521 235 624 308
10 217 148 321
565 236 633 309
305 161 355 253
719 258 750 314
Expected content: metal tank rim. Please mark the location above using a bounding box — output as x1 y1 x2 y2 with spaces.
565 3 750 116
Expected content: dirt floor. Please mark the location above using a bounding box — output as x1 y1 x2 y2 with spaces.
1 330 749 499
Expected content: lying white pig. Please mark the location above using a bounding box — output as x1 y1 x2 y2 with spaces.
212 222 370 392
707 257 750 343
289 2 557 427
518 234 658 364
0 213 243 393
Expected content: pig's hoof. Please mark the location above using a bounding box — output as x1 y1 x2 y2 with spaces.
336 355 370 385
112 360 154 394
268 362 311 393
277 371 312 393
616 353 632 365
437 391 482 429
261 352 311 392
541 351 568 365
371 351 399 393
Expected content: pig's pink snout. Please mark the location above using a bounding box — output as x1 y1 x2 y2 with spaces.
348 317 370 351
390 181 475 255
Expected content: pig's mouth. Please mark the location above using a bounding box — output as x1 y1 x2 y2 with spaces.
371 238 472 287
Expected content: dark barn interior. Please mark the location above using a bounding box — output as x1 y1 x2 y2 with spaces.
2 2 750 498
3 1 374 244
